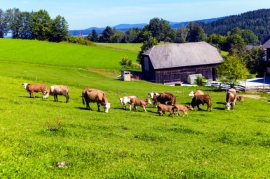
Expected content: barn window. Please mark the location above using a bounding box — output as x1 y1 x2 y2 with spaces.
144 57 149 71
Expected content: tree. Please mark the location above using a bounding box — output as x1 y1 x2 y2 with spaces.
49 15 69 42
5 8 21 38
147 18 175 42
87 29 98 42
124 28 141 43
0 9 8 38
186 22 206 42
18 11 34 39
32 9 52 40
225 34 246 55
175 26 189 43
99 26 113 42
217 56 249 84
242 47 264 74
137 31 158 63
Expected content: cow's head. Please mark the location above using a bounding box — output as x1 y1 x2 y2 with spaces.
146 99 152 104
188 104 194 110
148 92 154 99
103 102 111 113
22 83 28 89
188 91 194 97
43 90 50 99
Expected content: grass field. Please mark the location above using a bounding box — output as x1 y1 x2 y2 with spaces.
0 39 270 178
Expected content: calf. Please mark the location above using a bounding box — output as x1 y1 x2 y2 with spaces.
22 83 46 98
119 96 136 110
43 85 69 103
190 95 212 111
172 104 193 117
226 88 237 110
236 95 244 103
130 98 151 112
157 104 174 116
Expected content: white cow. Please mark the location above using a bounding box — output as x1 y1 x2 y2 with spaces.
119 96 136 110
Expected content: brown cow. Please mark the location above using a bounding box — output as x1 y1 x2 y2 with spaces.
22 83 46 98
188 90 204 97
149 92 176 107
43 85 69 103
130 98 151 112
226 88 237 110
157 104 174 116
190 95 212 111
82 88 111 113
172 104 193 117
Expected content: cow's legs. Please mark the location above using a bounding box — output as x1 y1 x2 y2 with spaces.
97 103 101 112
54 94 58 101
143 106 147 112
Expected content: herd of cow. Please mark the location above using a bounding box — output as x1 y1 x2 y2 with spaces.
22 83 244 116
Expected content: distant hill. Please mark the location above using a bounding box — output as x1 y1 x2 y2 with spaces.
69 17 224 36
198 8 270 43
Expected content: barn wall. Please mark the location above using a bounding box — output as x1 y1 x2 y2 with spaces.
154 64 218 84
141 56 156 82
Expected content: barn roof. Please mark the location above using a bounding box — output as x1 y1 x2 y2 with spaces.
142 42 223 69
262 39 270 48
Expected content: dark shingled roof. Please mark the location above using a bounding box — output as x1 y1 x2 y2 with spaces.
143 42 223 69
262 39 270 48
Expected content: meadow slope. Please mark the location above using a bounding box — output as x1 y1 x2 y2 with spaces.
0 39 270 178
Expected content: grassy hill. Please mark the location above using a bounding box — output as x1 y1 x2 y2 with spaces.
0 39 138 70
0 39 270 178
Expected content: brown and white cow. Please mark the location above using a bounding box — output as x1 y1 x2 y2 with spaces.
190 94 212 111
188 90 204 97
119 96 136 110
130 98 151 112
226 88 237 110
82 88 111 113
148 92 176 107
172 104 193 117
157 104 174 116
22 83 46 98
43 85 69 103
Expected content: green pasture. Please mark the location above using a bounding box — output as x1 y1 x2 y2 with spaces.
95 42 142 52
0 39 270 178
0 39 137 70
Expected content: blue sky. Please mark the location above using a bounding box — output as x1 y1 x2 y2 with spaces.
1 0 270 30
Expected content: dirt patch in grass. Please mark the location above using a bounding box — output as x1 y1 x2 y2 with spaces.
241 94 261 99
88 68 120 79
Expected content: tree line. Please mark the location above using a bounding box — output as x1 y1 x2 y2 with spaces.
0 8 69 42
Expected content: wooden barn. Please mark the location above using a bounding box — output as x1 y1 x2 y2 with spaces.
141 42 223 84
262 40 270 75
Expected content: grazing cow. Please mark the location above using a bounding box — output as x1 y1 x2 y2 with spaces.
226 88 237 110
22 83 46 98
43 85 69 103
119 96 136 110
188 90 204 97
172 104 193 117
157 104 174 116
130 98 151 112
149 92 176 107
236 95 244 103
190 95 212 111
82 88 111 113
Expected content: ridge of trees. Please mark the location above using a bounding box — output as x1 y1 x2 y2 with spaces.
0 8 69 42
198 8 270 44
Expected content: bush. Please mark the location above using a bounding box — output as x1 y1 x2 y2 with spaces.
196 75 207 86
120 55 141 69
63 36 95 46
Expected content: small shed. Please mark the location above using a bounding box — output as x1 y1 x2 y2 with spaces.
121 70 131 81
187 74 202 84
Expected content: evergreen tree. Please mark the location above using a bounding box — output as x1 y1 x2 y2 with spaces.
186 22 206 42
99 26 113 42
88 29 98 42
50 15 69 42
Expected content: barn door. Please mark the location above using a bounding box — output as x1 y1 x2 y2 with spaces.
212 68 216 81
